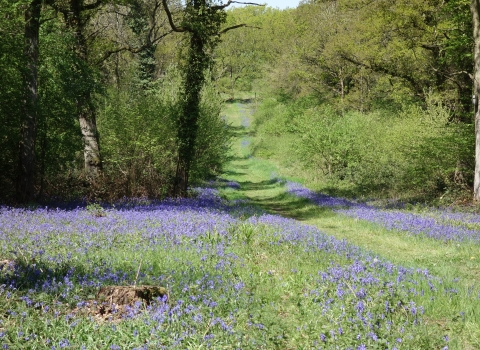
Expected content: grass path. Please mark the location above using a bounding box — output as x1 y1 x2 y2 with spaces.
220 99 480 289
219 99 480 347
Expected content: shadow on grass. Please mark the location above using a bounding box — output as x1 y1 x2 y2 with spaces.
225 161 253 169
0 258 96 294
319 184 434 207
222 169 247 176
236 179 279 190
224 98 255 104
228 125 250 137
232 180 336 221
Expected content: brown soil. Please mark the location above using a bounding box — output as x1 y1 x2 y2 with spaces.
74 285 168 323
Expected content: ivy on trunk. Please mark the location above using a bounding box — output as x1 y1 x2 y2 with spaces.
162 0 256 196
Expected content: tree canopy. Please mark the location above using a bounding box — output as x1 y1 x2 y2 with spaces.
0 0 479 203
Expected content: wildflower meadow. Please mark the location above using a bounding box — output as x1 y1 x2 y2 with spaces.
1 184 478 349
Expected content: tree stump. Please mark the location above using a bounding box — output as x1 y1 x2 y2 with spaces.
78 285 170 321
96 285 168 306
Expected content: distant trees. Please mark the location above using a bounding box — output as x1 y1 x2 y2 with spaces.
214 6 265 99
4 0 480 202
232 0 479 200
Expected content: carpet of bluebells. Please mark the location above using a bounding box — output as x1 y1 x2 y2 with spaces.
286 182 480 243
0 185 464 349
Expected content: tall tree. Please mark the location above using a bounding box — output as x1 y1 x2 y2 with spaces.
69 0 104 177
126 0 165 87
472 0 480 200
162 0 257 195
17 0 42 203
47 0 105 177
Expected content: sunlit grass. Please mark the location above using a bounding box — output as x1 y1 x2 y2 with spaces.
0 201 465 349
219 99 480 349
2 99 480 349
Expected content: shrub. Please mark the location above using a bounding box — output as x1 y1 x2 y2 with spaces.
97 66 231 199
254 92 473 200
295 96 472 198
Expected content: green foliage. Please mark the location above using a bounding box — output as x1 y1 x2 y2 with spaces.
251 91 473 200
0 1 24 201
0 0 475 203
37 19 83 186
215 6 269 98
295 97 472 198
86 202 106 217
97 66 231 198
98 89 176 198
190 76 232 182
235 0 476 202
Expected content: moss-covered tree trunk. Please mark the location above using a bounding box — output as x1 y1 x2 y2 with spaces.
174 25 206 196
163 0 225 196
162 0 248 196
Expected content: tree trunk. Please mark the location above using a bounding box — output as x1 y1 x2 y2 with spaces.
472 0 480 200
17 0 42 203
162 0 229 196
79 106 102 176
173 28 205 196
69 0 102 177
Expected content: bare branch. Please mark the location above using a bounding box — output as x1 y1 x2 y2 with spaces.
85 22 111 41
147 1 164 43
211 0 265 10
218 24 261 35
340 54 423 96
105 9 129 17
447 70 474 81
95 30 173 65
162 0 185 32
83 0 104 11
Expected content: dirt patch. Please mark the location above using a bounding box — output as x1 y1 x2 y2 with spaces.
75 285 169 323
0 259 16 273
96 285 168 305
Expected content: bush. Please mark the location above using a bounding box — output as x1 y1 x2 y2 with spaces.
190 79 232 183
295 96 472 199
253 92 473 201
97 66 231 199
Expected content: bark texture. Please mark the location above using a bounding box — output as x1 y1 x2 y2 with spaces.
17 0 42 203
79 110 102 176
472 0 480 200
68 0 103 177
